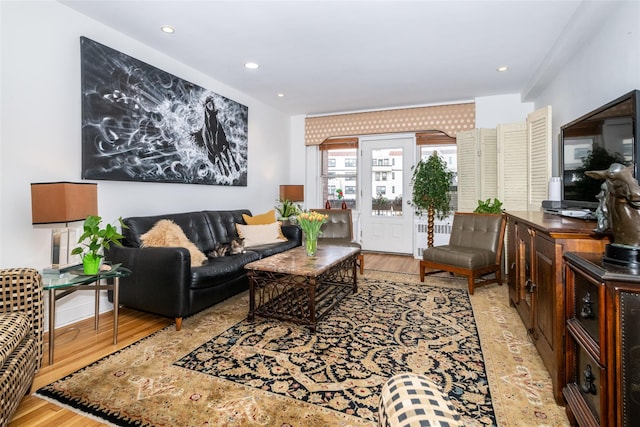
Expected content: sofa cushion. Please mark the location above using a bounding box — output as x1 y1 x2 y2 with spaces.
0 312 30 368
242 209 276 225
246 239 301 258
123 211 219 251
191 252 260 289
140 220 207 267
236 222 287 247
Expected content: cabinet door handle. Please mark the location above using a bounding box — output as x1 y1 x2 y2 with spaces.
525 279 536 293
580 291 595 320
581 364 597 395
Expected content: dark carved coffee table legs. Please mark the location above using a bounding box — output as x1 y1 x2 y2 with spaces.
248 252 358 331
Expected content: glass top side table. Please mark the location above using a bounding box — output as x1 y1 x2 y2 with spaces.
42 264 131 364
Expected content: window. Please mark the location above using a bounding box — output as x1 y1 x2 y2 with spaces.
376 186 386 195
321 145 358 208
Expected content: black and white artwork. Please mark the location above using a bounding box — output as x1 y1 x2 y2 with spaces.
80 37 248 186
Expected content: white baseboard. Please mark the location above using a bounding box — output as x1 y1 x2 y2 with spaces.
44 290 114 331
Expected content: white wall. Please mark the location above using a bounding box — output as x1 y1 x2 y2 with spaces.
475 94 534 128
526 0 640 175
0 1 290 327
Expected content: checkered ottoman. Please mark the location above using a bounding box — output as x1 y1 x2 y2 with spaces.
378 373 462 427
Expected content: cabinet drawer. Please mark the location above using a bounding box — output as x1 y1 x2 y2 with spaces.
568 341 605 424
570 266 604 348
620 291 640 426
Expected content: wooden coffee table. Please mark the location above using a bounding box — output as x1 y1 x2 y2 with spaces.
245 245 359 331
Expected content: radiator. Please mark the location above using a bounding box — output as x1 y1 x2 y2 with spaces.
414 215 453 259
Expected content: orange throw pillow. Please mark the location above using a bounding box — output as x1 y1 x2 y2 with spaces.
242 209 276 225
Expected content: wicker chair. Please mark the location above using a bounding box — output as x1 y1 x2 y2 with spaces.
0 268 44 427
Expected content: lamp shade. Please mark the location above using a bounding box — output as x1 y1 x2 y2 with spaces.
31 182 98 224
279 185 304 202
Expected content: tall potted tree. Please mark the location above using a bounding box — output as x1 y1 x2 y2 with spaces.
409 151 454 247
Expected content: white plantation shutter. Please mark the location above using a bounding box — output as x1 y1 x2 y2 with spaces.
479 129 498 201
456 129 497 212
528 106 552 210
456 130 479 212
498 122 528 210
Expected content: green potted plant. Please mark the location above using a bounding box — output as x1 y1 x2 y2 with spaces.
275 199 302 224
474 198 503 213
71 215 127 274
409 151 454 247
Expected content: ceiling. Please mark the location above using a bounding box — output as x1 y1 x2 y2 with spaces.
59 0 610 116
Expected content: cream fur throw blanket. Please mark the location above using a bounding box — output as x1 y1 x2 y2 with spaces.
140 219 207 266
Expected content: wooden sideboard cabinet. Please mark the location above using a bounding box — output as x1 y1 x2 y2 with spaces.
505 211 609 404
563 252 640 427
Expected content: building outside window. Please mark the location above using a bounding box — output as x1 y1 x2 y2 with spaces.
322 147 358 208
320 139 457 212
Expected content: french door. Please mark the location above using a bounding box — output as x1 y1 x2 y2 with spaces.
359 136 414 254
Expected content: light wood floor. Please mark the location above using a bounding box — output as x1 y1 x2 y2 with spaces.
9 252 419 426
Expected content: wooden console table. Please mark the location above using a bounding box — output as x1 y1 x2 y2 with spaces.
505 211 609 404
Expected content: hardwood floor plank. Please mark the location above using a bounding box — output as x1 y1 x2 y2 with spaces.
8 252 412 426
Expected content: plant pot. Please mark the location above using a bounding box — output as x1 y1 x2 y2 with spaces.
82 254 101 275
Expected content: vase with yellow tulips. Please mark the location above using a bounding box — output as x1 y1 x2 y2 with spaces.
297 211 328 257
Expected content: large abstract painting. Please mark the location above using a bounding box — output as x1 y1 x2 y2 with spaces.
80 37 248 186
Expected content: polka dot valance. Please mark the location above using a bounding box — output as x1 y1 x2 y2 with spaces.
305 103 475 146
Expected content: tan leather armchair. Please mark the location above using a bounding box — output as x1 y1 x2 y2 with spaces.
311 209 364 274
0 268 44 426
419 212 506 294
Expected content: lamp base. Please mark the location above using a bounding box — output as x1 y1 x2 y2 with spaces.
603 243 640 273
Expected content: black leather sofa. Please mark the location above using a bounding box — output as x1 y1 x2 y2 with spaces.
106 209 301 330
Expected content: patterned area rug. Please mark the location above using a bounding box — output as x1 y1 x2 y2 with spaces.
174 278 494 425
34 271 569 426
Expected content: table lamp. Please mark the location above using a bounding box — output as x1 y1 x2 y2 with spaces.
279 185 304 202
31 182 98 273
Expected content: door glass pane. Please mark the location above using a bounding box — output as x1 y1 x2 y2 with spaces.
322 148 357 209
371 148 403 216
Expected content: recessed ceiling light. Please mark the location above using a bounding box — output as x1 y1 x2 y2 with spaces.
161 25 175 34
497 66 509 72
244 62 259 70
277 93 285 98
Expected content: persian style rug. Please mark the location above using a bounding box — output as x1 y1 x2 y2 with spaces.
35 271 569 426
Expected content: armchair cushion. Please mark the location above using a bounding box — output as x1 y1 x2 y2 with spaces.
422 246 495 270
0 267 44 426
0 312 30 368
313 209 353 240
378 373 462 427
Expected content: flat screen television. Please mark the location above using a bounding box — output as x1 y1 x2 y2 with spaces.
561 89 639 210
